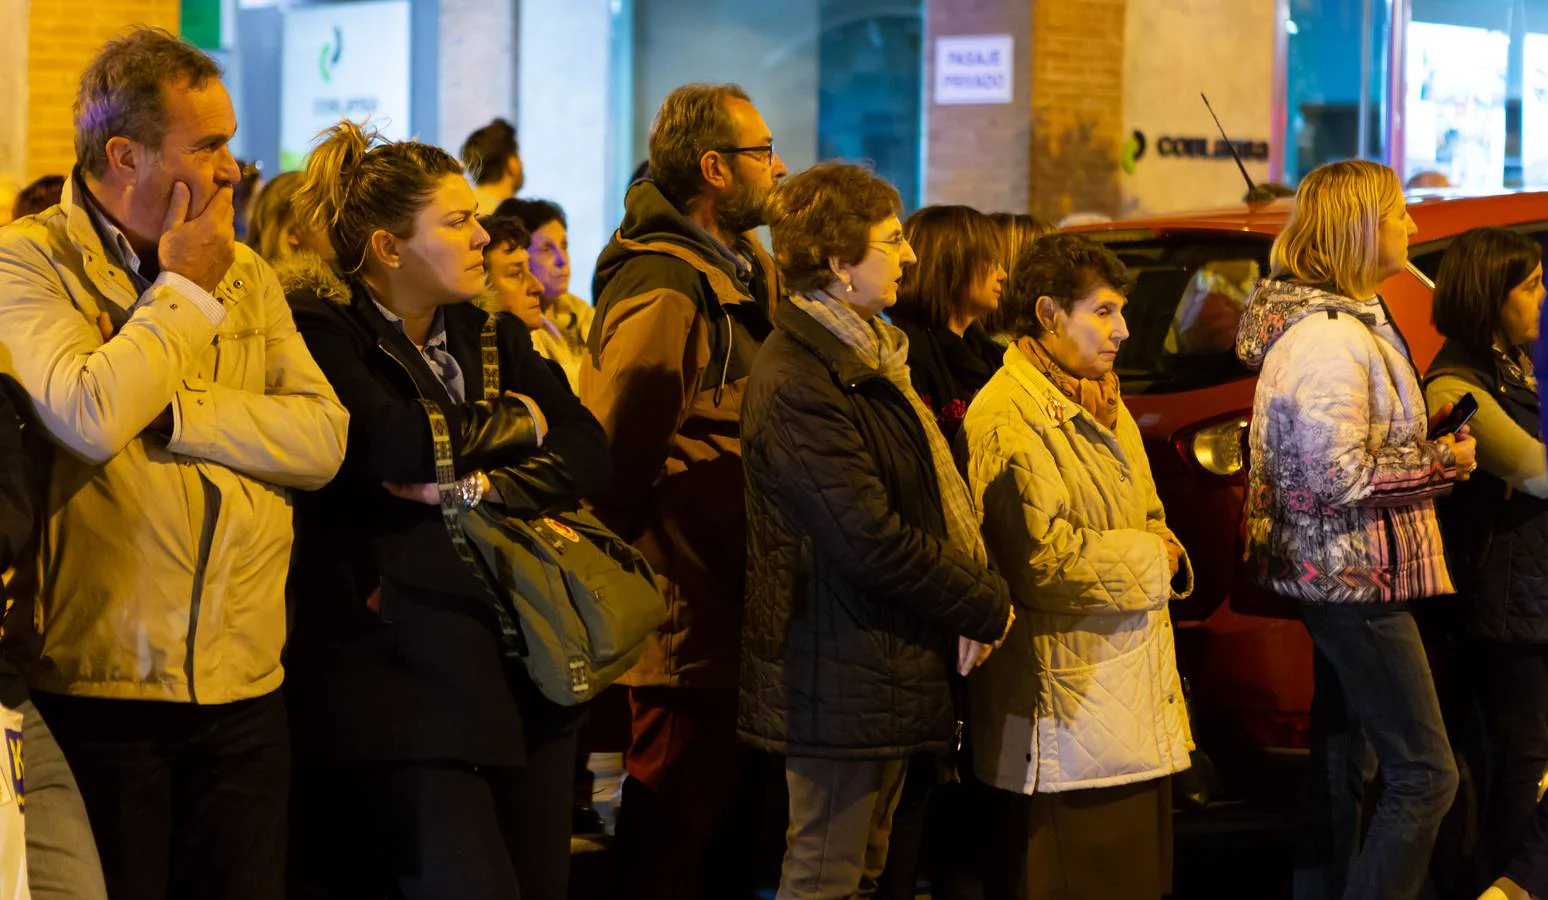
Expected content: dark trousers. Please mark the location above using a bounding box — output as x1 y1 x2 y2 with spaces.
288 722 579 900
1299 604 1459 900
876 757 998 900
1479 642 1548 882
32 689 289 900
613 686 782 900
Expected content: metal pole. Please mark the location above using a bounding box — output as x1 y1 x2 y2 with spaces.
1359 0 1374 159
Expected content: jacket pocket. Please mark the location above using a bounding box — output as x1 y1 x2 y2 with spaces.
213 328 265 393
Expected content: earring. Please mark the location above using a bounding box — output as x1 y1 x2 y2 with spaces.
844 281 854 294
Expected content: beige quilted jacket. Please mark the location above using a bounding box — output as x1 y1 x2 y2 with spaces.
960 346 1194 794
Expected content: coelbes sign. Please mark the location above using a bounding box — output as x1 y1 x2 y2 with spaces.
935 35 1014 105
281 0 411 171
1155 135 1270 161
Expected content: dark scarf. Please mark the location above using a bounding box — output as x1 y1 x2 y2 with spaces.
1018 335 1122 431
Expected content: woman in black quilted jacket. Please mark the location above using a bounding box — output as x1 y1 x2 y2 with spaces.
738 162 1014 900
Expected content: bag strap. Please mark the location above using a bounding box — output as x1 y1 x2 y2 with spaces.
417 391 526 658
481 315 500 402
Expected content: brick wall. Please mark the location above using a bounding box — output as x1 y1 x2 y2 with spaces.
923 0 1035 212
1027 0 1126 222
25 0 181 180
924 0 1127 222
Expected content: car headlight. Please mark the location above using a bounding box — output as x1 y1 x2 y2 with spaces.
1191 417 1249 476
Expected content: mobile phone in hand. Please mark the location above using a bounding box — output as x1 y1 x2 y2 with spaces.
1428 392 1478 440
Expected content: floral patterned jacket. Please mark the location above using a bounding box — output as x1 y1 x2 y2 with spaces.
1235 280 1457 604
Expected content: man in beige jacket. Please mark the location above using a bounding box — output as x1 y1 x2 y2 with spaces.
0 29 347 900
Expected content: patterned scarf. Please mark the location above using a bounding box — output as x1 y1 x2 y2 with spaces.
789 292 988 565
1017 336 1122 431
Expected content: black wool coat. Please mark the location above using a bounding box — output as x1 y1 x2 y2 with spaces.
737 298 1011 761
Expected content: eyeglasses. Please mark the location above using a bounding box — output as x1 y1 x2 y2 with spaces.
870 236 910 254
714 143 776 165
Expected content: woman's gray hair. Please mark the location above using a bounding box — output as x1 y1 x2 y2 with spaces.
647 83 750 208
73 28 223 178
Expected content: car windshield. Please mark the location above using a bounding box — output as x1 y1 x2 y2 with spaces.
1086 233 1271 395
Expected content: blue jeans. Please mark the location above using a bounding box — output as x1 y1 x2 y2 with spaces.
1300 604 1458 900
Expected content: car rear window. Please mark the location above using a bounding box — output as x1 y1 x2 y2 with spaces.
1085 234 1271 395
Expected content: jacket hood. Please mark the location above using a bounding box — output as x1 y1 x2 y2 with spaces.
1235 279 1378 370
274 251 350 306
592 179 750 308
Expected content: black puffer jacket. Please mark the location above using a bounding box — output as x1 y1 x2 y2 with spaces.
738 298 1012 761
1428 339 1548 643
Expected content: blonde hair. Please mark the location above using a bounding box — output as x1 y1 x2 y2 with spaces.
1270 160 1404 297
292 119 463 276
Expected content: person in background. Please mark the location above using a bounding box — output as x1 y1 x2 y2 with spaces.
741 160 1013 900
0 28 349 899
1234 159 1471 900
1407 171 1453 191
886 205 1006 441
11 175 65 220
582 82 787 900
233 159 260 242
963 233 1193 900
981 213 1055 345
494 198 592 388
462 118 524 215
1424 228 1547 895
284 121 609 900
245 169 336 267
1244 182 1296 204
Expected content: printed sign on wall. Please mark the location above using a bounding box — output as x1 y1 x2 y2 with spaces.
934 35 1014 106
280 0 411 171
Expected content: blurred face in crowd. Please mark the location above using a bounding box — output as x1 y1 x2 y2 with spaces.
373 174 490 306
837 217 917 319
715 98 788 234
98 76 242 249
964 261 1008 322
1500 261 1546 347
1373 204 1418 288
528 220 570 302
1036 279 1130 379
487 242 546 331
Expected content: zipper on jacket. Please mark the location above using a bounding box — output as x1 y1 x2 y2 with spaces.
183 474 222 704
1383 506 1400 598
713 315 733 408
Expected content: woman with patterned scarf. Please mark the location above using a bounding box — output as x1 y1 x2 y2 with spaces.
961 233 1194 900
737 162 1014 900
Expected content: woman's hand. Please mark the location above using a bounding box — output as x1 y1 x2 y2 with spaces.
1437 429 1478 481
1165 539 1183 577
383 482 440 504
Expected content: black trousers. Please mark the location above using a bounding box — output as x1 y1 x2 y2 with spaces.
1480 642 1548 881
288 723 580 900
32 689 290 900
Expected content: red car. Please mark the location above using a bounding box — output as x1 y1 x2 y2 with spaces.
1071 193 1548 810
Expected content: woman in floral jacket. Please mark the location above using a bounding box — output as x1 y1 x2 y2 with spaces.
1234 159 1477 900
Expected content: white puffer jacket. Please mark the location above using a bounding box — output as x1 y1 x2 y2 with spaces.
960 346 1193 794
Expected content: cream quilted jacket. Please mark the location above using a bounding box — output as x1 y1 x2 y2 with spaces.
960 346 1194 794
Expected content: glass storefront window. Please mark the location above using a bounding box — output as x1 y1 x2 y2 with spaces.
1406 0 1548 189
1283 0 1395 182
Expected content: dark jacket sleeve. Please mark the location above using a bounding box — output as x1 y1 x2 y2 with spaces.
487 313 612 516
0 378 34 573
756 376 1011 644
288 293 542 486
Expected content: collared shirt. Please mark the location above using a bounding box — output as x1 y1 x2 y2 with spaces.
370 298 467 403
76 175 227 326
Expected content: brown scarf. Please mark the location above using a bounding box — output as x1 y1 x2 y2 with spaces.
1017 336 1122 431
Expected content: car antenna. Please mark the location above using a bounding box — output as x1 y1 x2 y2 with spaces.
1201 93 1257 197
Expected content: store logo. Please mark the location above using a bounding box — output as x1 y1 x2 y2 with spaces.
1122 130 1147 174
319 26 343 84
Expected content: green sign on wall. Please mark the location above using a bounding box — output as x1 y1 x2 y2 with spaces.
181 0 222 50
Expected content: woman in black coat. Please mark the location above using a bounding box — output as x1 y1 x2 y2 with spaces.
283 122 610 900
1424 227 1547 897
739 162 1013 900
888 205 1008 441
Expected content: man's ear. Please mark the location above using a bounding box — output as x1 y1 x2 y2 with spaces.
698 150 732 192
103 136 145 181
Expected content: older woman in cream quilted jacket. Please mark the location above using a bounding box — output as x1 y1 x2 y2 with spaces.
961 234 1193 900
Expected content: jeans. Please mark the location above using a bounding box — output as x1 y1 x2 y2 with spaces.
1300 604 1459 900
